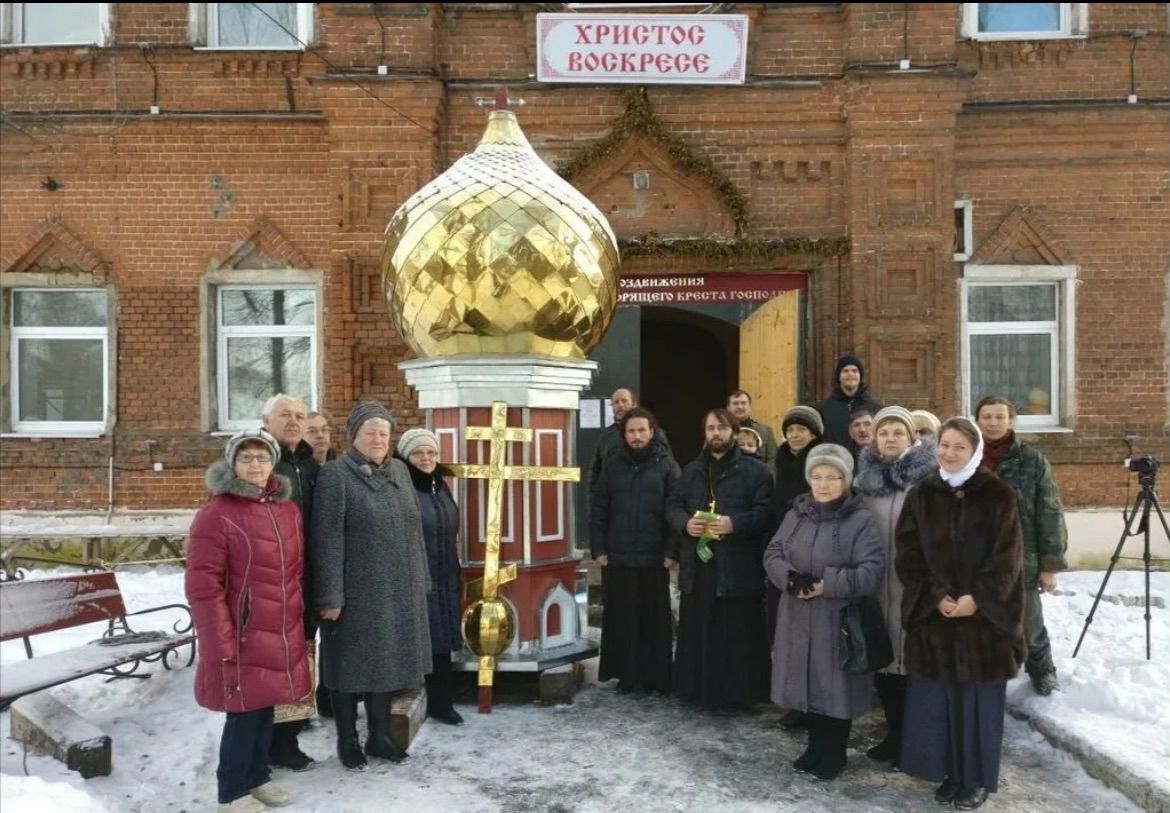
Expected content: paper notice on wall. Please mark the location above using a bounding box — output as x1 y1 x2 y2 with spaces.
604 399 615 427
579 399 602 429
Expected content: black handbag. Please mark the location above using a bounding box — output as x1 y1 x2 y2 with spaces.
839 596 894 675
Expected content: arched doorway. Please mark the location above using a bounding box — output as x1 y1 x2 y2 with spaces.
640 307 739 466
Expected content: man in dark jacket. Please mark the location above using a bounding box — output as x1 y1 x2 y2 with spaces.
728 390 779 467
815 354 882 447
261 394 322 769
590 407 680 692
588 388 671 489
976 396 1068 696
668 408 774 709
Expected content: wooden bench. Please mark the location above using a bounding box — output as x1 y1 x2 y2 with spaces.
0 571 196 709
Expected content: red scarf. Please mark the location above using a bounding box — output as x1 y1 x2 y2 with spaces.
982 431 1014 473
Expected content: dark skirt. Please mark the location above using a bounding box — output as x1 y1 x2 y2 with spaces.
598 566 673 691
900 674 1007 792
674 559 768 708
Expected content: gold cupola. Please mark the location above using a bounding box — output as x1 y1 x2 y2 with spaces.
381 94 620 360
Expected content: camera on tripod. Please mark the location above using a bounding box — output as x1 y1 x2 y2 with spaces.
1125 455 1159 477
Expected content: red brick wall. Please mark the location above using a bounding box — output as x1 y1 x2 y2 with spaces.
1 3 1166 509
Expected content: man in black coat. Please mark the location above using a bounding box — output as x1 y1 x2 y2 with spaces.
668 408 774 709
815 354 882 447
261 394 321 771
590 408 680 692
588 388 671 489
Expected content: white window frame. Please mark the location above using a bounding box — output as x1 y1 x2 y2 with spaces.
960 265 1077 430
9 287 110 435
954 199 974 262
215 284 318 431
961 3 1087 41
193 2 313 51
0 3 111 47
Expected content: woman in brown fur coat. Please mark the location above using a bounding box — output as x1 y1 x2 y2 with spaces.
894 417 1026 811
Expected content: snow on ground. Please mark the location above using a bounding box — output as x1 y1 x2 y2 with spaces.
0 567 1164 813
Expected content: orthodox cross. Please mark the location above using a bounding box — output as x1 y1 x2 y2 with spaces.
447 401 578 712
474 85 526 111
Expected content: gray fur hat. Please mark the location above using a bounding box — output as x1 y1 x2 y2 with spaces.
782 405 824 437
397 428 440 459
224 428 281 465
346 401 396 441
804 443 855 489
873 405 917 439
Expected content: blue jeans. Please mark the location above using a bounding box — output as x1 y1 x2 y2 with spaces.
217 707 273 804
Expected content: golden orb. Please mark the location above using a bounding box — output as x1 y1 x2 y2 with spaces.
381 108 620 359
462 597 516 658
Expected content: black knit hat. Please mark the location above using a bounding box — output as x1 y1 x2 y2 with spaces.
835 353 865 382
346 401 396 441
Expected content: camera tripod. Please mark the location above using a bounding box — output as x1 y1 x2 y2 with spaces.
1073 466 1168 660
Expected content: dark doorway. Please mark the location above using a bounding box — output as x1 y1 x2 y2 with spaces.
641 307 739 467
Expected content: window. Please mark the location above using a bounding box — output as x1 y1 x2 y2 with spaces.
0 3 109 46
961 3 1087 41
10 289 109 433
961 266 1077 429
954 200 973 261
216 286 316 430
199 3 313 50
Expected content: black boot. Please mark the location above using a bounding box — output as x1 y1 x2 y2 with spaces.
426 653 463 725
866 674 905 767
953 787 989 810
779 709 807 730
316 657 333 718
269 721 314 771
934 777 961 805
364 692 408 763
811 716 850 781
792 714 823 773
331 691 367 772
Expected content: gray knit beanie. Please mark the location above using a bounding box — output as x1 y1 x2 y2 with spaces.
397 428 440 460
782 405 825 437
872 405 917 439
224 428 281 465
804 443 855 489
911 409 941 436
346 401 396 441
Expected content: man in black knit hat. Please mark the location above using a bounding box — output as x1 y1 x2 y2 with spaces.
815 354 882 447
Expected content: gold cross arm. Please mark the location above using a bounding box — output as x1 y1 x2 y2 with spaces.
465 426 532 443
447 463 579 483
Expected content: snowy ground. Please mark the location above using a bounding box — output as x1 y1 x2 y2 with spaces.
1 567 1166 813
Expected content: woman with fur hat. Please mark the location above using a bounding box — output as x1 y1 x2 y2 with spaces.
186 429 312 813
311 402 433 771
854 406 936 769
396 427 465 726
895 417 1026 810
764 444 884 781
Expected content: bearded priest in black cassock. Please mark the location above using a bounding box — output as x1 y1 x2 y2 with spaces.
668 408 775 709
589 407 681 692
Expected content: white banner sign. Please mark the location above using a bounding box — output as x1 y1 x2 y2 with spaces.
536 13 748 85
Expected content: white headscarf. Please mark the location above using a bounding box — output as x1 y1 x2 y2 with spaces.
939 416 984 488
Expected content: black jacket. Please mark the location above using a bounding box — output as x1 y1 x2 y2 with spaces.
668 446 775 598
277 439 320 639
589 439 682 567
402 455 463 655
815 385 882 447
774 439 821 524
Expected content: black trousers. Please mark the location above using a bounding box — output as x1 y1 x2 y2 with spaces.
426 652 454 715
217 707 273 804
1024 582 1055 677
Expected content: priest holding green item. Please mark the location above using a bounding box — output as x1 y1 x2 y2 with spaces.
669 407 775 710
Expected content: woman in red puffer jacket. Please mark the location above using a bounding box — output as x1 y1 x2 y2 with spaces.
186 429 311 813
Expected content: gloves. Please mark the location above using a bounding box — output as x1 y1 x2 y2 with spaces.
787 572 817 596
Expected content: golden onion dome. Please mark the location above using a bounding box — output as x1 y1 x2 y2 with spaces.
381 106 620 359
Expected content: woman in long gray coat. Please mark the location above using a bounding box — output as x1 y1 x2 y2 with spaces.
764 444 884 782
854 406 936 768
312 402 432 772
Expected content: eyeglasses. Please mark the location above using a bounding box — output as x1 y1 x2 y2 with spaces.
809 474 844 484
237 453 273 464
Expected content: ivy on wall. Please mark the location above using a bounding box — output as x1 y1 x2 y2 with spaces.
556 87 751 236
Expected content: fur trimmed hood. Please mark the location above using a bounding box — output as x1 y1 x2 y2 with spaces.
854 442 936 498
205 459 293 501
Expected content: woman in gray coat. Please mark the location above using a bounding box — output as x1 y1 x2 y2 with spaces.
312 402 432 772
854 405 936 768
764 444 884 781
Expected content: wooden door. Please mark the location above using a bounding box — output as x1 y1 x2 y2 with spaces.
738 290 801 436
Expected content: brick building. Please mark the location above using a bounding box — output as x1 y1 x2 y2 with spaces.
1 2 1167 512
